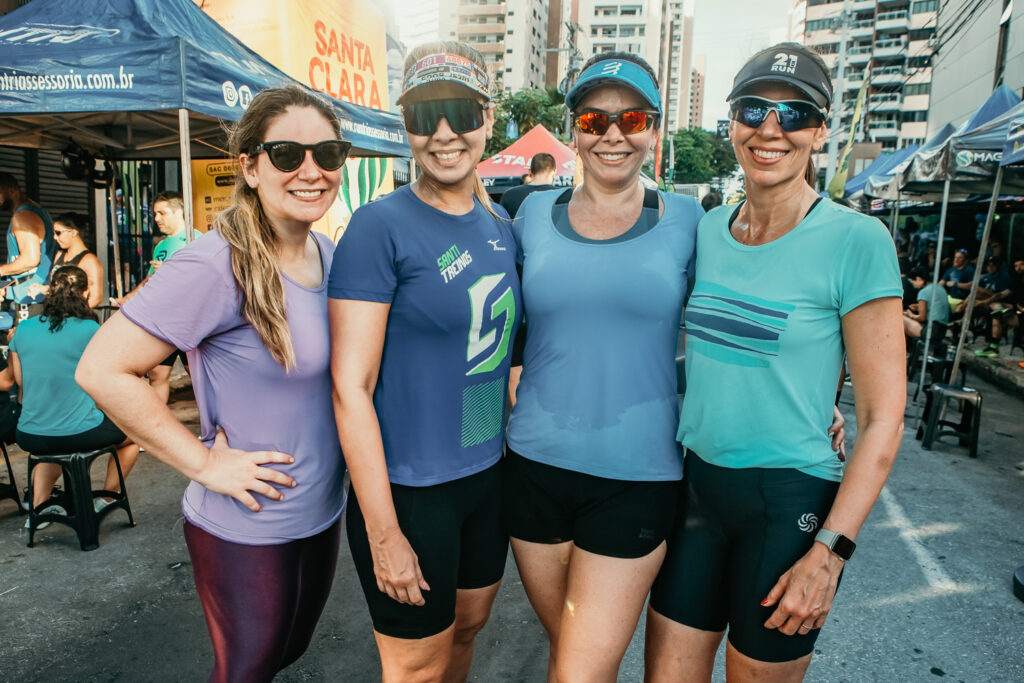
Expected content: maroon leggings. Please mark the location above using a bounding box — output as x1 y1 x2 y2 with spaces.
183 519 342 683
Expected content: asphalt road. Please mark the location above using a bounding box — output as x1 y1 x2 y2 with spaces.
1 375 1022 682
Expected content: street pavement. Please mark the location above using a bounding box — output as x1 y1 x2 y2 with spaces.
1 375 1022 682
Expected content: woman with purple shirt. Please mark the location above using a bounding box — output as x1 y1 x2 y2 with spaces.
77 86 351 682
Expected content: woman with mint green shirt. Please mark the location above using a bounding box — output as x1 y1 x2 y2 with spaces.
646 43 906 682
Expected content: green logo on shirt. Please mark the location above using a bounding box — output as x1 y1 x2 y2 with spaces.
465 273 515 376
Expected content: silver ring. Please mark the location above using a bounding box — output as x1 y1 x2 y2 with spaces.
799 624 812 631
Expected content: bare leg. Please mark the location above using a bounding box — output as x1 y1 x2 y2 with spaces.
644 605 724 683
510 538 572 682
148 364 172 404
103 438 140 495
902 317 922 339
374 623 454 683
724 639 812 683
31 463 62 507
555 543 666 683
442 582 502 683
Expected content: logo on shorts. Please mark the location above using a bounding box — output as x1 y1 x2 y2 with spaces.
797 513 819 533
638 528 656 540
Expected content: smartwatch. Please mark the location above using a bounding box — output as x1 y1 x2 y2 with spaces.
815 528 856 561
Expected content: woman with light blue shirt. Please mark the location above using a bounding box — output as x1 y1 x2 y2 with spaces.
646 43 906 682
503 51 702 681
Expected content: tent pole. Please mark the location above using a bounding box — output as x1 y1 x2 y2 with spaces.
178 108 195 242
949 166 1003 385
917 178 950 402
94 181 109 302
110 174 123 299
891 191 901 238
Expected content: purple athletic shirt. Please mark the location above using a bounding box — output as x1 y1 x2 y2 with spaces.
121 230 345 545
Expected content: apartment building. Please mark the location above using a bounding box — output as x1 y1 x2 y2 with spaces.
687 54 705 130
798 0 939 152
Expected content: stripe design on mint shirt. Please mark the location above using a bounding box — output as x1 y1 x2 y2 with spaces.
461 377 505 448
685 281 794 368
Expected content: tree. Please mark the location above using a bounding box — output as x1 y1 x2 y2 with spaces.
486 88 569 157
661 127 737 184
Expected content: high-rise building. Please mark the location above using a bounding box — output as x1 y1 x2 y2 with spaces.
687 54 705 130
798 0 939 152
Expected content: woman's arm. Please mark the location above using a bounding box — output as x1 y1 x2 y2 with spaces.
76 313 296 511
763 296 905 635
8 351 22 403
329 297 430 606
81 253 105 309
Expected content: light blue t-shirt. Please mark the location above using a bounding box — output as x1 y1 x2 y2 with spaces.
917 283 950 325
506 189 702 481
9 316 104 436
678 199 902 482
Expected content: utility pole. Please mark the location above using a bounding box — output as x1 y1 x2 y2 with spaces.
824 0 850 189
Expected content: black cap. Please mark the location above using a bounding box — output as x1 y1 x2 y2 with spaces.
727 44 833 109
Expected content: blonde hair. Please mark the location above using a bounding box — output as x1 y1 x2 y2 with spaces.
403 41 502 219
215 85 342 369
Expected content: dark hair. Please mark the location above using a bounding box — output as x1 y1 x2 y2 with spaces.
153 191 185 213
0 171 20 194
577 51 659 89
701 192 723 212
530 153 557 175
54 212 92 244
908 268 929 281
41 266 97 332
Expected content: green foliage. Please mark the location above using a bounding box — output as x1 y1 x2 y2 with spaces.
661 127 738 184
486 88 570 157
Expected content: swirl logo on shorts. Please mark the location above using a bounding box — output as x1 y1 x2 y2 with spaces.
797 513 819 533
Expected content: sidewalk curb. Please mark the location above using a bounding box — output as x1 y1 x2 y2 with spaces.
961 353 1024 401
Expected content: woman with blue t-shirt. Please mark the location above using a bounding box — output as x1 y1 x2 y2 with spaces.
11 266 138 520
329 41 520 682
646 43 906 682
502 51 702 681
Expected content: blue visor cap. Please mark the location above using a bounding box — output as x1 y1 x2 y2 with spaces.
566 59 662 114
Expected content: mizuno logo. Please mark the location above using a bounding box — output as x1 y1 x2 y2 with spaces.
488 239 506 252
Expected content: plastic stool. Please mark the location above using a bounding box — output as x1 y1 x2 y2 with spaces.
916 383 982 459
0 442 22 512
26 446 135 551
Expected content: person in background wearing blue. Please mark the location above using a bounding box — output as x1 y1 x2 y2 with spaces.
903 267 951 343
329 41 520 682
503 51 702 681
9 266 139 524
0 171 56 318
646 43 905 682
939 248 975 297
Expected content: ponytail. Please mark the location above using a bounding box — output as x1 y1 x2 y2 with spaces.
804 158 817 188
473 171 503 219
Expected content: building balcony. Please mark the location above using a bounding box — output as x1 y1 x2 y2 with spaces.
851 0 876 10
868 119 900 139
848 46 873 64
873 37 906 58
876 10 909 32
457 23 505 35
849 20 875 39
473 42 505 54
877 0 904 5
845 73 865 90
869 93 902 111
458 4 506 17
871 65 905 84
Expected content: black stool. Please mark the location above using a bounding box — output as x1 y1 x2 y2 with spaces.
26 446 135 551
1 442 23 512
916 383 982 459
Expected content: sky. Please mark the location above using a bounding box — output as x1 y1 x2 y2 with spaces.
693 0 794 129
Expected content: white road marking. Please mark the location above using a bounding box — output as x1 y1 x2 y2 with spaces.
878 487 960 592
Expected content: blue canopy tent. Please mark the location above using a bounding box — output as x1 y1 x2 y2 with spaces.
0 0 409 230
845 145 917 198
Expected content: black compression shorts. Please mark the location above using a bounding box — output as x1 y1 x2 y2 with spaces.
650 452 841 663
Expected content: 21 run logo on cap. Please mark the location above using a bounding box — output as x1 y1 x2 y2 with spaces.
771 53 798 75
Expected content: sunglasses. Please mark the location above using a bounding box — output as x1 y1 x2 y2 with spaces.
250 140 351 173
573 109 660 136
729 96 827 132
53 228 74 236
403 99 486 136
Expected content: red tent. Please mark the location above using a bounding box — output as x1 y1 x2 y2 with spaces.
478 124 576 192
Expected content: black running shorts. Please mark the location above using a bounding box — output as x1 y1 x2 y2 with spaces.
650 452 841 663
503 449 678 559
346 461 507 639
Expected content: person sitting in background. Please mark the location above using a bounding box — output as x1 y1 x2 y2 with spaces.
976 258 1024 358
27 212 105 308
939 248 975 297
903 268 950 343
500 152 558 217
701 191 723 212
9 266 139 524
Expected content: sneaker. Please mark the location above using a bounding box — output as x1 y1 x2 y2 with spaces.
93 498 112 513
24 504 67 531
974 344 1000 358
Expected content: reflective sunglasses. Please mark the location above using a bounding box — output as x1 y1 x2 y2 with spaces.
402 99 486 136
729 96 827 132
573 109 660 136
250 140 351 173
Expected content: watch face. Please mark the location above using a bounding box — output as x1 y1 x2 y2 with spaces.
832 534 856 560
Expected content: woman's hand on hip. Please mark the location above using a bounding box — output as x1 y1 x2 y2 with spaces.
370 529 431 606
761 542 844 635
193 428 297 512
829 405 847 462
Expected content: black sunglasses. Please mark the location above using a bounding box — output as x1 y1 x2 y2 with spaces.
250 140 351 173
402 99 486 136
729 96 826 132
573 109 660 136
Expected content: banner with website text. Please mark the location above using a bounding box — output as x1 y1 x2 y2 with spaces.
198 0 395 240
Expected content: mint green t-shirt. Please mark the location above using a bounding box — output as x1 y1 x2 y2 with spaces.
678 199 902 482
149 230 188 274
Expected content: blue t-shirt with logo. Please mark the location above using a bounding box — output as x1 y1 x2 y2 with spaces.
328 185 521 486
506 190 701 481
678 200 902 482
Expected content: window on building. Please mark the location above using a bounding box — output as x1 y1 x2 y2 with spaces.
901 110 928 122
904 83 931 96
911 0 938 13
620 27 635 37
908 28 935 41
806 18 833 32
621 6 640 16
907 55 931 68
638 27 645 36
